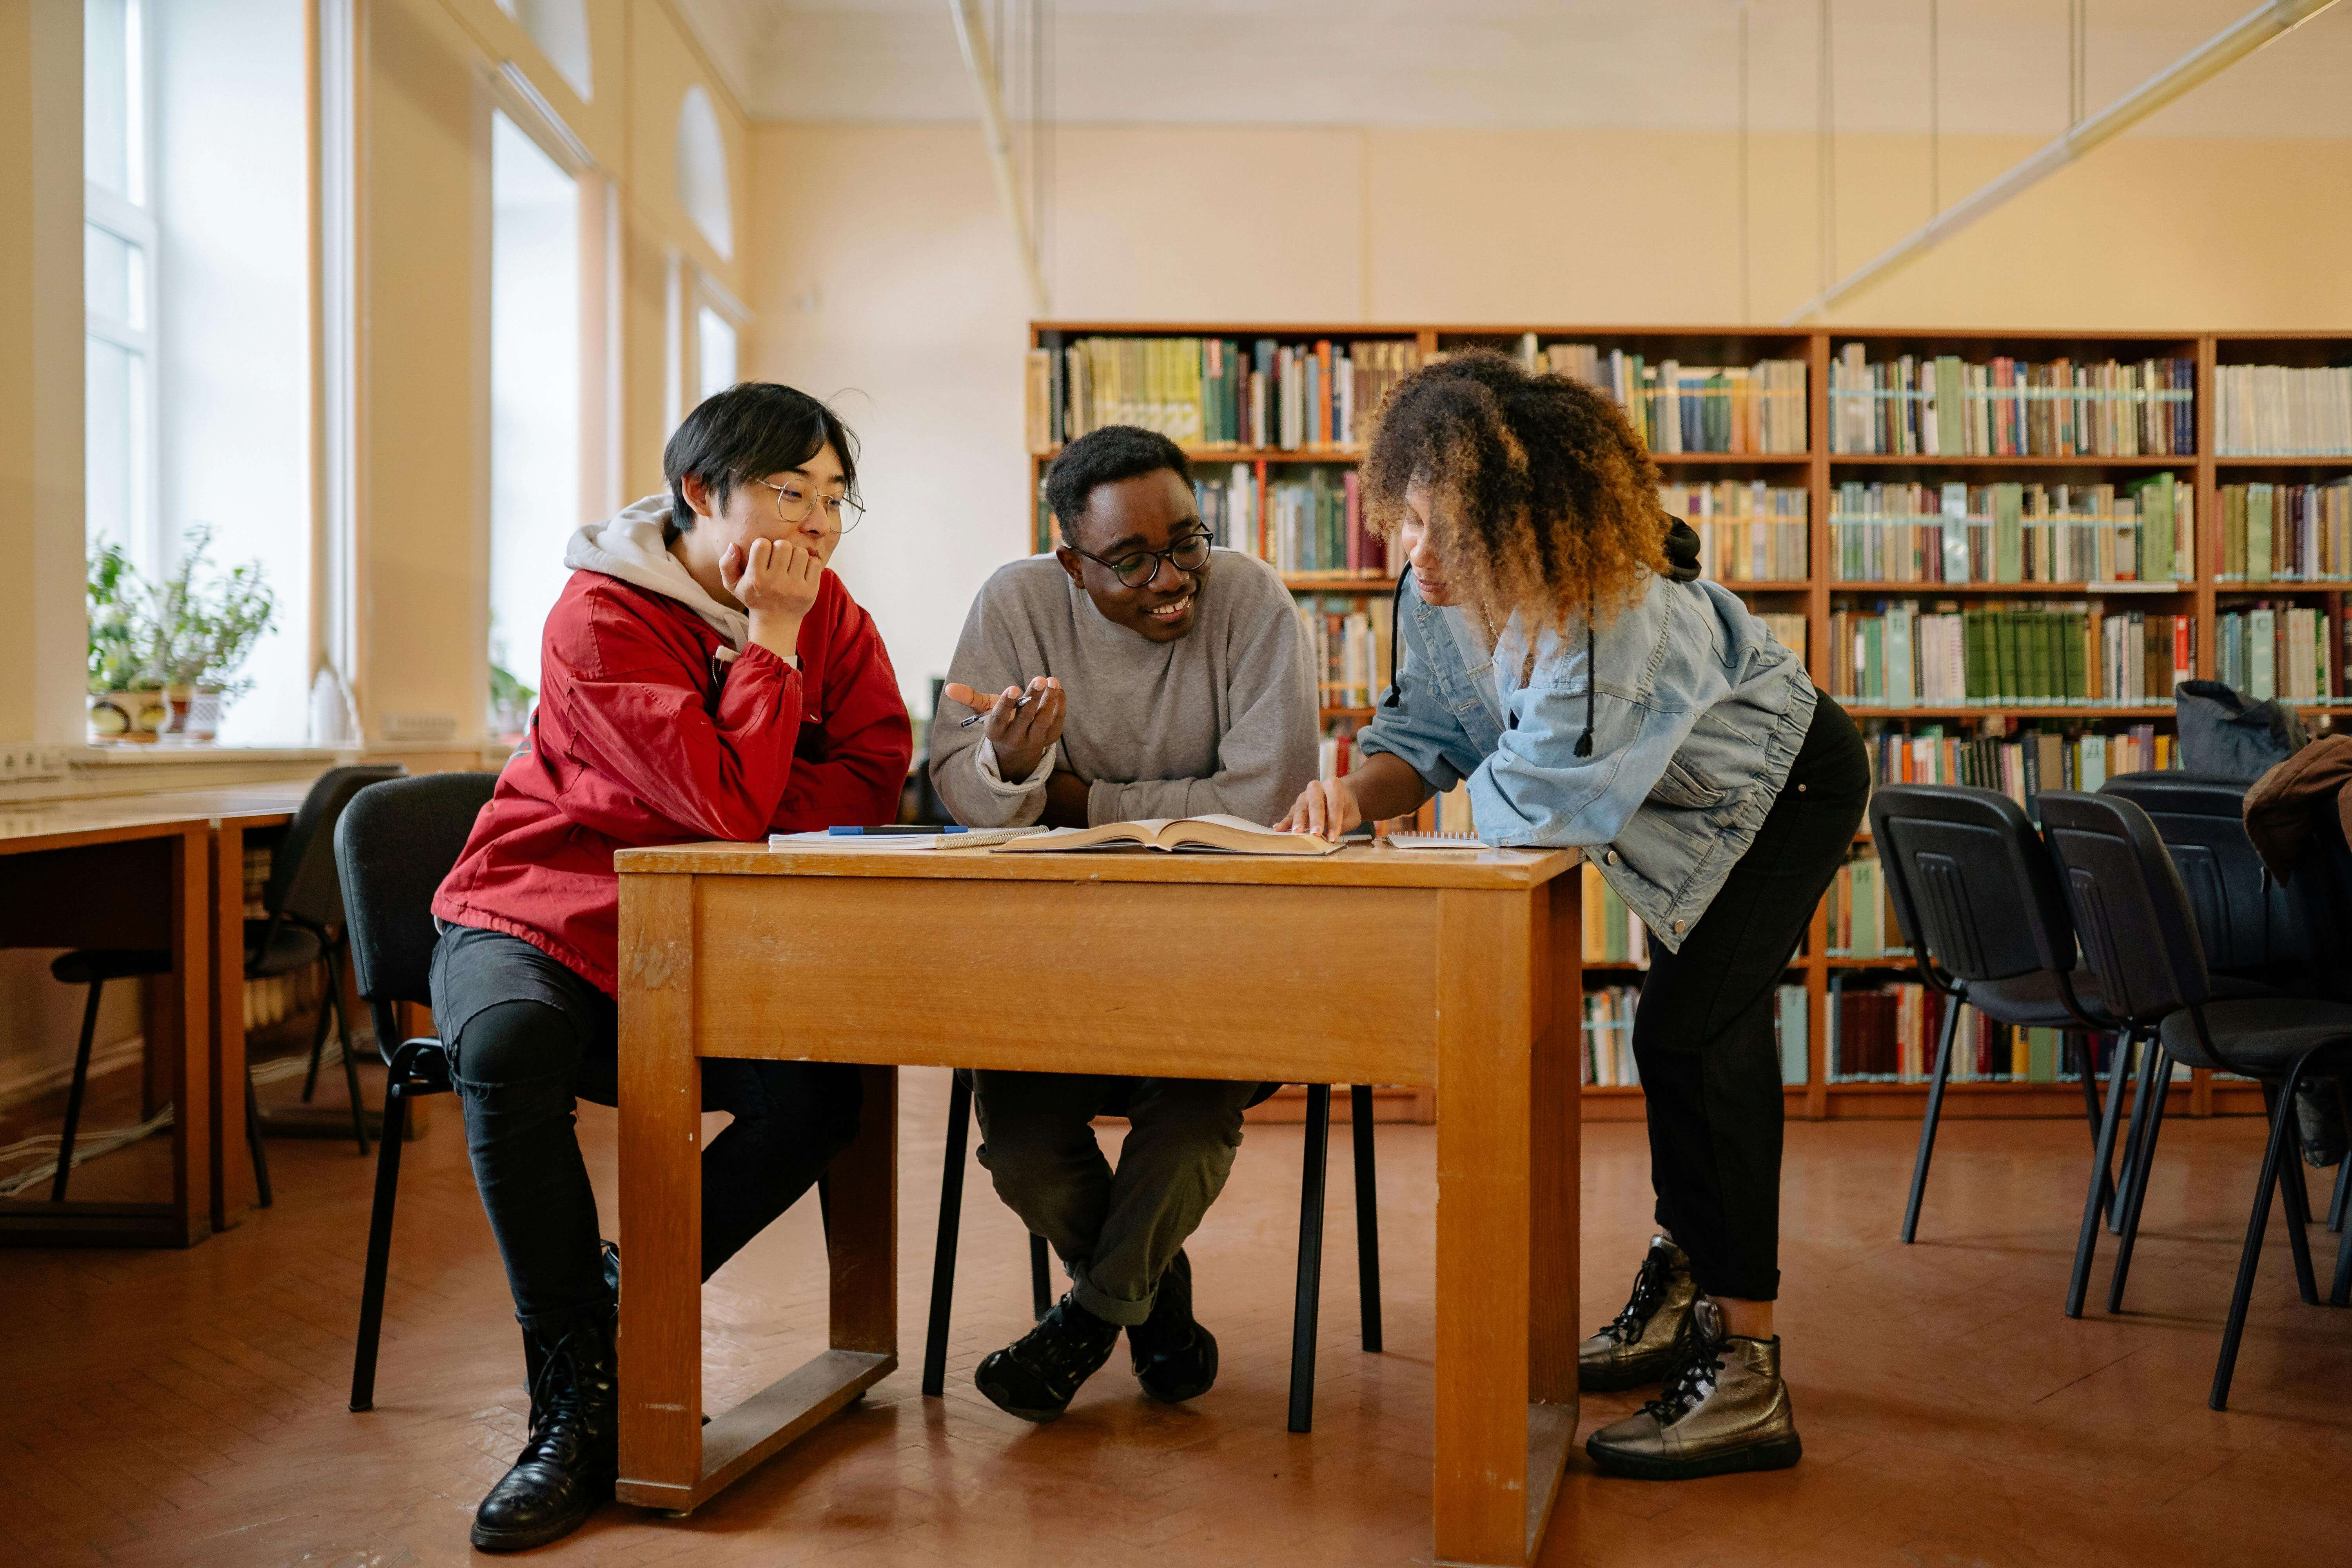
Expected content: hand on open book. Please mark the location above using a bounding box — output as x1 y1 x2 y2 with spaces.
946 677 1065 780
1276 777 1361 838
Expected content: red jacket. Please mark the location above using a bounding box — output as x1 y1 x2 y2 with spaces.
434 568 911 993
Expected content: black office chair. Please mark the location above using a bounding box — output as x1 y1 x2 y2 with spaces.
922 1073 1383 1434
2093 772 2319 1312
45 764 403 1204
2040 789 2352 1409
335 771 498 1412
1867 786 2118 1276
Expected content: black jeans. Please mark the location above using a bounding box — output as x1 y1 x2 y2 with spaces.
1630 695 1869 1302
429 924 862 1326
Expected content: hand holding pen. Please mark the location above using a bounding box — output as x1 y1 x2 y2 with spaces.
944 677 1066 781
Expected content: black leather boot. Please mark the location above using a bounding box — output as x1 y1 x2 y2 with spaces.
975 1292 1123 1422
1128 1250 1218 1403
473 1305 620 1552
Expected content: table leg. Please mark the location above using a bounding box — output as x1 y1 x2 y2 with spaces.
617 875 706 1510
1435 886 1571 1568
211 823 258 1228
828 1065 898 1354
167 827 212 1248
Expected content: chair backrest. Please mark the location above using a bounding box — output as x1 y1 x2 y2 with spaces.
263 765 408 929
1866 784 2077 985
2100 769 2322 983
335 771 498 1008
2037 789 2210 1024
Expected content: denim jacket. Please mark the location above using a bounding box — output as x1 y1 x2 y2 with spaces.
1356 570 1817 952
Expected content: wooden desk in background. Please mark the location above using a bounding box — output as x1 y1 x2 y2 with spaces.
612 839 1583 1568
0 781 316 1243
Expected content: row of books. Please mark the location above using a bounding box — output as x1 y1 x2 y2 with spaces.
1193 465 1389 576
1580 861 1651 966
1030 336 1421 452
2215 479 2352 582
1828 347 2195 457
2213 605 2343 704
1824 853 1906 959
1581 981 1809 1088
1827 982 2108 1083
1828 477 2192 585
1860 722 2174 804
1529 338 1809 454
2212 363 2352 457
1662 481 1809 582
1299 598 1388 711
1829 602 2193 708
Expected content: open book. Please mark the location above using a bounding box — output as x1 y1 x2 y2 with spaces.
993 813 1343 857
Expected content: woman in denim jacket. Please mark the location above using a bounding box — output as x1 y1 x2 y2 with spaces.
1279 351 1868 1481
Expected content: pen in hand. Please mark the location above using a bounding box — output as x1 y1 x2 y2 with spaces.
956 692 1036 728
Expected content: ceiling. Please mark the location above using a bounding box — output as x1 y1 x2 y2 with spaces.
673 0 2352 136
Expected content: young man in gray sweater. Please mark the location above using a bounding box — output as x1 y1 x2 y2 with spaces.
929 424 1318 1423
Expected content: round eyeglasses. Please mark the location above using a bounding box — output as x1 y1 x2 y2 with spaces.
749 476 865 534
1067 532 1212 588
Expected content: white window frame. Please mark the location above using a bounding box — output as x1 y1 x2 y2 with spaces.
85 0 163 577
674 261 748 422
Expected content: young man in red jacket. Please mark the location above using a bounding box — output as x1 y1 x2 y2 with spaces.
429 383 911 1552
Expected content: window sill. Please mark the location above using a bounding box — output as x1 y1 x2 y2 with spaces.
2 740 509 805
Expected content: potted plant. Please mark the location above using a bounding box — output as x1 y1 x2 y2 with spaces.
86 544 167 741
142 528 277 741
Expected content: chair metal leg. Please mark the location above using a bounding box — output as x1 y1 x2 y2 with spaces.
1348 1084 1383 1356
1029 1233 1051 1320
2075 1036 2118 1223
922 1073 972 1398
1900 992 1962 1243
325 948 369 1156
2111 1037 2159 1236
350 1082 412 1412
2067 1028 2135 1318
244 1068 273 1209
2331 1201 2351 1308
299 965 335 1103
2269 1084 2321 1307
2331 1156 2349 1235
2109 1045 2174 1315
2212 1054 2319 1411
1288 1084 1332 1434
51 981 105 1203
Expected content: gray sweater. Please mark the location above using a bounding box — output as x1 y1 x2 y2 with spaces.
929 550 1319 829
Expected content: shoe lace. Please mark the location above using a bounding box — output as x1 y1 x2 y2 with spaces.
1638 1316 1725 1428
1022 1300 1118 1376
1604 1245 1675 1345
524 1326 614 1456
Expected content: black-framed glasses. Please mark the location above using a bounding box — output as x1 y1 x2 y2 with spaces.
1065 531 1212 588
749 476 865 534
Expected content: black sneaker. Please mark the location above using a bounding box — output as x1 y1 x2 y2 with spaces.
975 1293 1122 1422
1128 1250 1218 1403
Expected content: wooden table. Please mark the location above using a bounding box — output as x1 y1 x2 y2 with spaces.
0 782 313 1244
613 840 1583 1568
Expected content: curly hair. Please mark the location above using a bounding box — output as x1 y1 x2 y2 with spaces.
1362 349 1669 637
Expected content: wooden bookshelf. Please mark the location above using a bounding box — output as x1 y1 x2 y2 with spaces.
1029 321 2352 1123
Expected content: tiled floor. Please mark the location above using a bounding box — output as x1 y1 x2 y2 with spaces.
1 1060 2346 1566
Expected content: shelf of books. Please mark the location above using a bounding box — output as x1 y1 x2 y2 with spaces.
1026 323 2351 1124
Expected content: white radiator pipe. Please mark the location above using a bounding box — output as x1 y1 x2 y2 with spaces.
949 0 1050 316
1784 0 2341 322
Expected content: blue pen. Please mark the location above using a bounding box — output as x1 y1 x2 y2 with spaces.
828 825 970 836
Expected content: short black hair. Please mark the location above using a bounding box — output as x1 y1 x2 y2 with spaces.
1045 425 1189 546
664 382 859 539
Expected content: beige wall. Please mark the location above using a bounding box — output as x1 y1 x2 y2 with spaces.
749 122 2352 710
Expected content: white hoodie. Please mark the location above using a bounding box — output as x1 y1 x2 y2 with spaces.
563 494 749 652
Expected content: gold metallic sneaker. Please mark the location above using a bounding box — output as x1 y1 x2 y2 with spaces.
1585 1299 1802 1481
1578 1235 1697 1391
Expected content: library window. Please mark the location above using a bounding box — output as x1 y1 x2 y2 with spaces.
497 0 592 101
696 302 739 402
83 0 316 744
674 86 733 260
487 109 584 742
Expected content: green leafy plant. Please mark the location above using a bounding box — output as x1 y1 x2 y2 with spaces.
143 527 278 698
87 543 153 693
